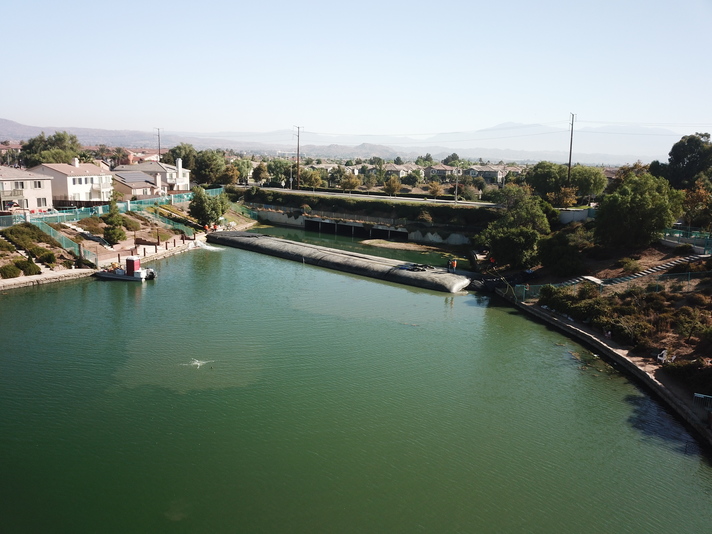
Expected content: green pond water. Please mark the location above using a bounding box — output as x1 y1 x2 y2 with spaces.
1 236 711 533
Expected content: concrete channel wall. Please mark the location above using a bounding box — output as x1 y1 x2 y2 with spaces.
254 209 470 246
207 231 472 293
511 296 712 448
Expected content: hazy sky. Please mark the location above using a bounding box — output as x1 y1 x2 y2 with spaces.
5 0 712 141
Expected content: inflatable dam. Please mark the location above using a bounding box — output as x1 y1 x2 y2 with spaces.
206 232 472 293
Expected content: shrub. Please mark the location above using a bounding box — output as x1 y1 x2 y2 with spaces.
79 216 104 234
0 239 15 252
63 259 74 269
103 225 126 245
121 215 141 231
686 293 708 307
619 257 642 274
38 251 56 265
0 263 21 278
673 243 694 255
416 209 433 224
14 259 41 275
29 246 49 259
577 282 599 300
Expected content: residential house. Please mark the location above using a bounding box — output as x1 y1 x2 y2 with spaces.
29 159 113 203
424 164 461 182
383 164 408 178
113 170 163 199
127 149 161 164
112 159 190 191
0 166 54 212
464 164 524 185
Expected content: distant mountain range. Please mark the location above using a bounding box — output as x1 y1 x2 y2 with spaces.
0 118 684 165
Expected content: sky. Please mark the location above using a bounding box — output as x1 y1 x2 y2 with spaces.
4 0 712 149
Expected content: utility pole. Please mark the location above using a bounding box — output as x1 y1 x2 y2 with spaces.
566 113 575 185
294 126 302 190
155 128 161 163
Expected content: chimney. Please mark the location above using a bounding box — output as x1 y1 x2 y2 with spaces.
176 158 183 189
155 172 162 192
72 157 80 167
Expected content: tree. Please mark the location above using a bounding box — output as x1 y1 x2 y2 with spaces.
428 181 443 198
655 133 712 189
103 194 126 245
570 165 607 204
442 153 460 166
301 169 323 191
22 131 83 167
340 174 361 193
188 186 229 226
252 163 269 184
487 184 552 236
682 178 712 228
401 171 422 187
525 161 568 196
95 144 111 161
112 147 129 168
479 226 540 269
538 230 586 277
383 176 402 196
163 143 198 169
267 159 291 181
546 187 578 208
415 153 433 167
234 159 253 184
594 173 685 248
329 165 349 187
217 165 240 185
393 156 404 165
193 149 226 184
472 176 486 192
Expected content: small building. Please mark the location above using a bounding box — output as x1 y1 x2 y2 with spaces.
112 159 190 191
29 159 113 203
113 170 164 198
0 166 54 212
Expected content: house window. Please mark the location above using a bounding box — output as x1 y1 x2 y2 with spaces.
14 181 25 189
37 198 47 208
20 199 29 208
33 180 43 189
72 178 78 185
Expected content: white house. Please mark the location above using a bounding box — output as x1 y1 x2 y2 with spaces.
112 159 190 191
29 159 113 203
0 166 54 212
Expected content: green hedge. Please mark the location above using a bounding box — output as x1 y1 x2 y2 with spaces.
14 259 41 275
1 222 61 250
0 263 21 278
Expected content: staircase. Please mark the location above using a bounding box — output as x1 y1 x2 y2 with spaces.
63 222 114 250
0 234 52 274
560 254 709 287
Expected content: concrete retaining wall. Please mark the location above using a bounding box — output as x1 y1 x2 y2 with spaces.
515 299 712 448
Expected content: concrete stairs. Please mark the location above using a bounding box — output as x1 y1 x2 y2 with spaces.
560 254 709 287
0 234 52 274
63 222 114 250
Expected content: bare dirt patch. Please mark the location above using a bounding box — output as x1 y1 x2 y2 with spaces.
361 239 444 252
